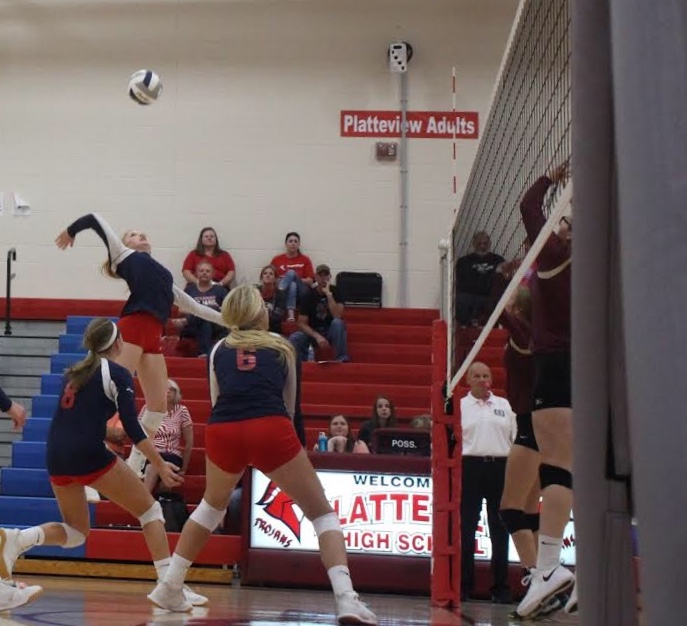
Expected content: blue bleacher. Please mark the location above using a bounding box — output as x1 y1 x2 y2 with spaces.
31 394 59 418
66 316 118 335
12 442 47 469
51 353 84 374
22 418 52 442
0 315 103 544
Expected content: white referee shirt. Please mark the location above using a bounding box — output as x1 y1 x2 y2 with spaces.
460 391 517 457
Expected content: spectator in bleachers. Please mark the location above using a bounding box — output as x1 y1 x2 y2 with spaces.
141 379 194 495
357 395 397 449
182 227 235 290
289 264 349 362
270 232 315 322
174 261 228 356
460 362 516 604
455 231 506 327
257 264 286 334
314 415 370 453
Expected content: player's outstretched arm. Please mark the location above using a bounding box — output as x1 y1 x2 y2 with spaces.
56 213 132 268
173 285 225 326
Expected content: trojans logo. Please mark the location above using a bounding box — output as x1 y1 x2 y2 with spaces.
256 480 304 541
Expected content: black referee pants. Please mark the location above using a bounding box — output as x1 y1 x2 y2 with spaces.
460 455 509 596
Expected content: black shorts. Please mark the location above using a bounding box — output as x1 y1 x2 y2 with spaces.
533 352 571 410
513 412 539 451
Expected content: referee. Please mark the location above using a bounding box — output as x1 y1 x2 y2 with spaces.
460 362 517 603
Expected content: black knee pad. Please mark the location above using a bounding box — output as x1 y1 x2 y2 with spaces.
539 463 573 490
499 508 527 534
524 512 540 532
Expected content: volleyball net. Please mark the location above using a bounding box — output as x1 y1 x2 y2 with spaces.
446 0 572 393
431 0 572 607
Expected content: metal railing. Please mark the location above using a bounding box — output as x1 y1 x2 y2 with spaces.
4 248 17 336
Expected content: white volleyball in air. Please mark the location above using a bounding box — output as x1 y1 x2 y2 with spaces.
128 69 163 105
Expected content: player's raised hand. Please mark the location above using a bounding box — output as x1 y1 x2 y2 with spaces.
548 161 570 185
55 230 75 250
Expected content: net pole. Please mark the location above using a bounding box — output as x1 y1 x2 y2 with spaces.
447 179 572 397
451 67 458 214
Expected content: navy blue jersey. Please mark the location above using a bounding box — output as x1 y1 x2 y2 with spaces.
0 386 11 413
47 359 147 476
208 343 294 423
117 252 174 323
67 214 174 324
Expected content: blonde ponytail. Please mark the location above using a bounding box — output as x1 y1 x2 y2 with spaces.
221 285 296 368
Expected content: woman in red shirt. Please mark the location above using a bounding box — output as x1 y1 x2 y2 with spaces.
182 227 235 289
270 232 315 322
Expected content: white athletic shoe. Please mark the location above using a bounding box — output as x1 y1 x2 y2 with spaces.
84 486 101 503
148 581 192 613
155 580 207 607
336 591 377 625
564 578 578 614
182 584 208 607
516 565 575 619
0 580 43 611
126 448 147 478
0 530 24 581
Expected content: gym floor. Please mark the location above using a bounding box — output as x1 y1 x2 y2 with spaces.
0 576 581 626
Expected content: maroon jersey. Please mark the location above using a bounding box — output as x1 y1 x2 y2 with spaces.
500 310 535 414
520 176 571 353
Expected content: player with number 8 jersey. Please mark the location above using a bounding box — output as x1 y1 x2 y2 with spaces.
0 318 207 612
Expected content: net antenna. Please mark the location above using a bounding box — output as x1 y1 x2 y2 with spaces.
447 178 572 397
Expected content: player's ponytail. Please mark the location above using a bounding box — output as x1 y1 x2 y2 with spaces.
221 285 296 367
65 318 121 390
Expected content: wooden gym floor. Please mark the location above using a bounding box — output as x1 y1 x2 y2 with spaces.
0 576 581 626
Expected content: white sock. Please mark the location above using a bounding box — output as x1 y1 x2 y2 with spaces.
328 565 354 597
165 553 192 589
19 527 45 551
154 557 171 581
126 447 146 474
536 534 563 572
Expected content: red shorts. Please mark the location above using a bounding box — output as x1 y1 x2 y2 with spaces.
118 313 164 354
50 457 117 487
205 416 302 474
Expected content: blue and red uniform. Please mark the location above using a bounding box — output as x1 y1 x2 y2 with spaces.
47 359 147 485
205 340 300 474
66 213 224 353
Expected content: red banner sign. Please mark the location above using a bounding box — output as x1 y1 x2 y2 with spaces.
340 110 479 139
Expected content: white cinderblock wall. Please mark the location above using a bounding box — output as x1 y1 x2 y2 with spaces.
0 0 517 308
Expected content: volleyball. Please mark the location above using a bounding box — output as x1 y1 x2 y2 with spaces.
128 69 163 105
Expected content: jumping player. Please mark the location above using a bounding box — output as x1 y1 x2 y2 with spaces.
148 285 377 624
0 318 204 611
55 213 226 476
515 163 576 618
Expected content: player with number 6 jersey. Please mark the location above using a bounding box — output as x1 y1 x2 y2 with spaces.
149 285 378 624
0 318 207 611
